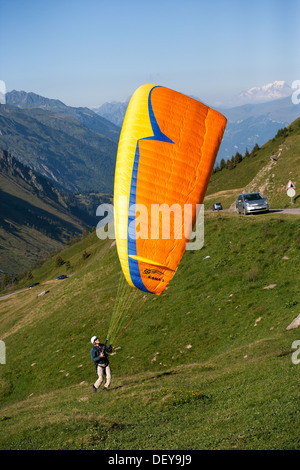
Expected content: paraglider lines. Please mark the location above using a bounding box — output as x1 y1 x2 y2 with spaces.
106 273 148 345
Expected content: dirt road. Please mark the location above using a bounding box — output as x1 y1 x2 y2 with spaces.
268 208 300 215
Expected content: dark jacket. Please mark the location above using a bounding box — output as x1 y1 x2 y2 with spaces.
90 343 112 368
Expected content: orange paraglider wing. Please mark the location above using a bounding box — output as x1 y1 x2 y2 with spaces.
114 84 227 295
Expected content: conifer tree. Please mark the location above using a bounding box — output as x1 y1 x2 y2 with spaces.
220 158 226 170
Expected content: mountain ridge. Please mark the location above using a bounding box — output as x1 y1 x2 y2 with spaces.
0 148 95 279
0 103 117 193
6 90 121 141
92 93 299 165
236 80 292 105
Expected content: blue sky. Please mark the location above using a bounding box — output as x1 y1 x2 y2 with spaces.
0 0 299 107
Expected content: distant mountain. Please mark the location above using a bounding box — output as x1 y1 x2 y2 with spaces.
0 148 95 278
218 96 300 163
93 91 299 166
0 102 118 193
231 81 292 106
6 90 121 141
91 99 130 127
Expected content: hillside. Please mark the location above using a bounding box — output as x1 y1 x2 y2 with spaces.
0 149 94 280
0 103 117 193
204 117 300 209
0 211 299 450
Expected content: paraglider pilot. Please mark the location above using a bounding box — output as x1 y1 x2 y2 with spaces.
90 336 113 393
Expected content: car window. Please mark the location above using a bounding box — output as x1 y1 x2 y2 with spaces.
243 194 263 201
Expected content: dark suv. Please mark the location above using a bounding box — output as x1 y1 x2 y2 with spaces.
28 282 40 288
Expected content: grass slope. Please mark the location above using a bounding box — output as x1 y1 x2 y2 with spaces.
205 117 300 209
0 212 299 450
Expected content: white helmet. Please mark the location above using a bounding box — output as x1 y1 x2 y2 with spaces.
90 336 98 344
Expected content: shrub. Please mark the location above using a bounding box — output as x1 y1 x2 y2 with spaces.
82 250 91 260
1 273 12 289
55 255 65 267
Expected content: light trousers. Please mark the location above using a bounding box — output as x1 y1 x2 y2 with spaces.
94 364 111 389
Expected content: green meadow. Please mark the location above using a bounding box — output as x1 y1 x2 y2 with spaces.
1 211 299 449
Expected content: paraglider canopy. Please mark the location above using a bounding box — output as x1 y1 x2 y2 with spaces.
114 84 227 296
